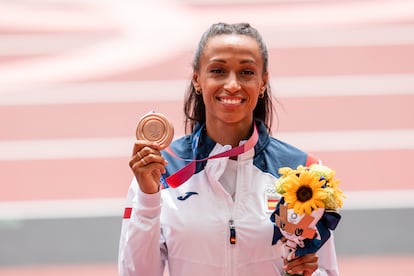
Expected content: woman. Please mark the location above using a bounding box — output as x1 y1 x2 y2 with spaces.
119 22 339 276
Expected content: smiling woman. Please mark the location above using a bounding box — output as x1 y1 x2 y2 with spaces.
0 0 413 274
191 33 268 147
118 22 340 276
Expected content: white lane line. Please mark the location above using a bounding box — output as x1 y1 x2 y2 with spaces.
0 198 125 220
0 74 413 106
263 24 414 47
0 189 413 220
195 0 414 28
0 33 116 55
2 24 414 56
272 74 414 98
0 137 134 161
275 129 414 152
0 129 413 161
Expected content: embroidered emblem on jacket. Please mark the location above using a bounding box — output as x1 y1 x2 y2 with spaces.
265 183 280 212
177 192 199 201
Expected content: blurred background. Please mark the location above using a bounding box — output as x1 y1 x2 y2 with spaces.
0 0 413 275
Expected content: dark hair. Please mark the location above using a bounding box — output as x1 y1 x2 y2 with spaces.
183 22 275 133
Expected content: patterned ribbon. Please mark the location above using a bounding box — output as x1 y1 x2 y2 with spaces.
165 124 259 188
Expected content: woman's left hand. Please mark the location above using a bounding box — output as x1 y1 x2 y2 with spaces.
284 253 318 276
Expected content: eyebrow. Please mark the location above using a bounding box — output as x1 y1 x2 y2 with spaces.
210 58 257 65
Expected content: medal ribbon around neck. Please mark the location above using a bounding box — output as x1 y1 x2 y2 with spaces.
164 123 259 188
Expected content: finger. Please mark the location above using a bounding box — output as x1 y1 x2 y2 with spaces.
129 152 167 170
132 140 164 156
131 158 167 178
129 151 149 169
132 140 156 156
131 144 162 169
142 144 163 156
285 255 318 275
141 156 147 166
132 140 147 156
142 152 168 166
287 254 318 267
133 145 162 161
302 262 318 276
303 271 313 276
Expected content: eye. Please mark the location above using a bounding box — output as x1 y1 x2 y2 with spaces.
210 68 225 74
241 69 254 75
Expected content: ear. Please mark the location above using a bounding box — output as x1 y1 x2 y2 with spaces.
192 72 201 91
261 72 269 91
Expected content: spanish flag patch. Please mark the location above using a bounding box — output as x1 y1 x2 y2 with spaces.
267 198 278 211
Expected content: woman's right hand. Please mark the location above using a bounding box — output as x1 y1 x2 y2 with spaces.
129 141 168 194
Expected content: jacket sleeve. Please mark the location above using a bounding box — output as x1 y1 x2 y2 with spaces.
118 178 167 276
312 233 340 276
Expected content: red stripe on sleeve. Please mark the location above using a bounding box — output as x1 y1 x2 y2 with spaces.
305 154 319 167
123 207 132 219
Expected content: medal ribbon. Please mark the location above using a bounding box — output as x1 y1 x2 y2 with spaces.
165 124 259 188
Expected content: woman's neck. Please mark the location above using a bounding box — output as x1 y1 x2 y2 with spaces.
205 120 253 148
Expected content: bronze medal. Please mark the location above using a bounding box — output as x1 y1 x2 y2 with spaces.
136 112 174 149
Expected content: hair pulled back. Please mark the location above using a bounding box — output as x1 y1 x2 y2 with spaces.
184 22 274 133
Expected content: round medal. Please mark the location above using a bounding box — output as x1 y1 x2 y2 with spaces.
136 112 174 149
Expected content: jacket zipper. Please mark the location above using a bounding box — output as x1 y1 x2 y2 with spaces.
229 219 236 244
228 218 237 276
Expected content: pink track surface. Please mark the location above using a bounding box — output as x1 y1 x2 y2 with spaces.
83 45 414 82
1 95 413 141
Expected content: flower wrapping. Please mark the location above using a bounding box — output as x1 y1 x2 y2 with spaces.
270 164 344 267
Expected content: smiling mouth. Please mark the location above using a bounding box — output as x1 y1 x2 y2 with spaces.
218 97 244 105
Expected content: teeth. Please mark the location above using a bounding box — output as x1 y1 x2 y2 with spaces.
220 98 242 104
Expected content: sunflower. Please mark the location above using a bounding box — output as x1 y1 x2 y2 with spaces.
276 166 308 194
278 167 295 177
282 170 327 215
278 165 307 177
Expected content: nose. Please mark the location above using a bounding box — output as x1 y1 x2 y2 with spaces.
223 72 241 93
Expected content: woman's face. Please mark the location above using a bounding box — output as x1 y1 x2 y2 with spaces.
193 34 268 129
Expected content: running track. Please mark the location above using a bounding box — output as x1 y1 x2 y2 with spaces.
1 0 413 275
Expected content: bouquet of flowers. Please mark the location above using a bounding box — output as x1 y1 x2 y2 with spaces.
270 164 344 276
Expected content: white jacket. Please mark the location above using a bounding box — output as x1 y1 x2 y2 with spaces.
118 122 339 276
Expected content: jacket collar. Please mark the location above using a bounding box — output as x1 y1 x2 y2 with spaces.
191 120 270 160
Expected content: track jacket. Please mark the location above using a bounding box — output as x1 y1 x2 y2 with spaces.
118 121 339 276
